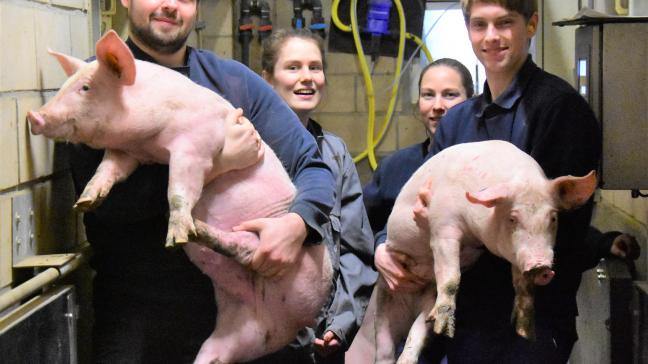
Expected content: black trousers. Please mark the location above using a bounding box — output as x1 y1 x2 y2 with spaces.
444 317 577 364
91 276 216 364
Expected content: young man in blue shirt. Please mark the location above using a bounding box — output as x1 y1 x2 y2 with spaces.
68 0 335 362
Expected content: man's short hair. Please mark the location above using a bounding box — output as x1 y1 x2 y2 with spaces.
461 0 538 22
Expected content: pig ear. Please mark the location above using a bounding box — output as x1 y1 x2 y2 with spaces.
465 184 509 208
95 30 136 85
48 50 87 77
551 170 598 210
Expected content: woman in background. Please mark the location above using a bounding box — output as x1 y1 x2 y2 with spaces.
357 58 474 363
258 28 377 364
364 58 474 293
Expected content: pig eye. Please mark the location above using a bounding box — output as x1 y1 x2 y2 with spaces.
509 216 517 224
81 84 90 92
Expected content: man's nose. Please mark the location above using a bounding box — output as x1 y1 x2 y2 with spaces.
484 23 500 41
161 0 179 10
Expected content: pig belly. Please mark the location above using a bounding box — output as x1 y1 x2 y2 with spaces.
184 149 332 363
187 243 331 363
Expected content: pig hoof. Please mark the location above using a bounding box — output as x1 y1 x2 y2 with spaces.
167 211 197 245
164 236 187 249
165 231 190 246
431 304 455 338
515 319 535 341
73 197 101 212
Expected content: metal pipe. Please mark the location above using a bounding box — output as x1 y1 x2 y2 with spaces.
292 0 326 38
238 0 273 66
0 254 84 313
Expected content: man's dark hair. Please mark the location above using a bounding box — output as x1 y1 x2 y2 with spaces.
461 0 538 22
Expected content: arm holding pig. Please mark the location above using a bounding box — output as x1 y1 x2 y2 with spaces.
212 59 334 277
608 232 640 260
365 166 429 294
585 227 640 266
374 236 428 293
375 201 430 294
364 151 429 293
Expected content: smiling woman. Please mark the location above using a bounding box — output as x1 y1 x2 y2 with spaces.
257 28 378 364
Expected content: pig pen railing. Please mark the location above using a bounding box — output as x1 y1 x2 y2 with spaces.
0 253 84 313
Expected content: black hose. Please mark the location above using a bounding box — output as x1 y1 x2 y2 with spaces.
238 0 273 66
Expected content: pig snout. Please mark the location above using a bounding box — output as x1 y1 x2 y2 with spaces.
26 111 45 135
526 266 555 286
534 268 555 285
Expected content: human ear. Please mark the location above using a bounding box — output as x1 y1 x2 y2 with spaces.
526 13 539 37
261 70 273 85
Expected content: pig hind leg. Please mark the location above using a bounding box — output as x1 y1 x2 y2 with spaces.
193 220 255 267
192 296 271 364
374 279 420 364
397 286 437 364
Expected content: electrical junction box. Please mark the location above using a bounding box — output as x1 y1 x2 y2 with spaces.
556 17 648 190
328 0 425 60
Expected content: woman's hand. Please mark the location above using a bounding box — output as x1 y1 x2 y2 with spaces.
313 330 342 357
375 244 428 292
233 212 306 279
610 233 641 260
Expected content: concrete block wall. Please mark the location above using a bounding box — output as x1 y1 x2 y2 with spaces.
0 0 91 293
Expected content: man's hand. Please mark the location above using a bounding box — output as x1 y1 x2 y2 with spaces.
233 212 306 279
375 244 428 292
218 108 264 174
610 233 641 260
313 330 342 357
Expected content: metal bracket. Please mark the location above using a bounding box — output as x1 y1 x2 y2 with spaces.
12 194 35 266
13 254 76 269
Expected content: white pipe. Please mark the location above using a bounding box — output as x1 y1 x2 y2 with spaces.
0 254 84 313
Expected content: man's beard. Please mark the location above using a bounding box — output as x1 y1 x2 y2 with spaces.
129 16 193 54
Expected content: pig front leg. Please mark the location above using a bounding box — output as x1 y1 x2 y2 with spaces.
165 111 263 248
74 149 139 212
427 227 462 338
511 266 536 340
166 148 212 248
